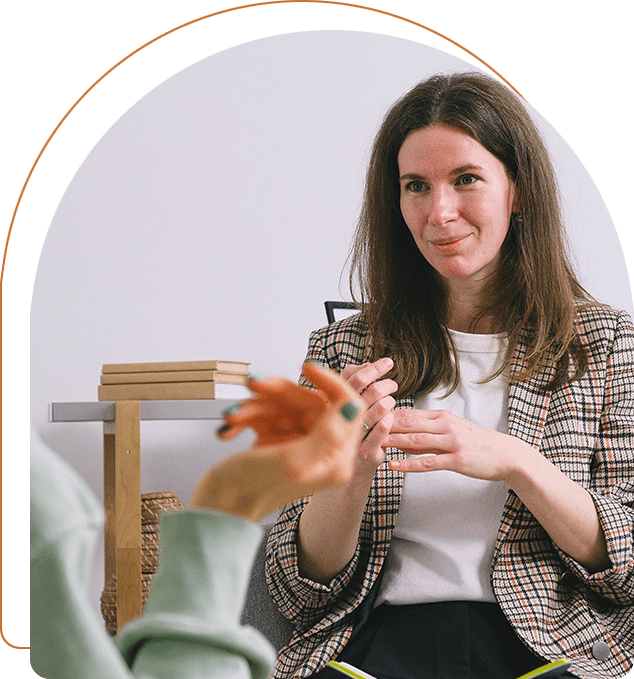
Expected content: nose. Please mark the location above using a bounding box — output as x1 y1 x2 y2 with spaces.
428 186 458 226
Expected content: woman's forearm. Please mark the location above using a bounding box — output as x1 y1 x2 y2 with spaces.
297 463 377 584
387 410 612 575
297 358 397 584
506 441 611 574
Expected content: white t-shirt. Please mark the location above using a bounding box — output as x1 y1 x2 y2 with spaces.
376 329 510 606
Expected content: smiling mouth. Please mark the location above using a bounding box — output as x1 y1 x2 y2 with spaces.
432 234 470 250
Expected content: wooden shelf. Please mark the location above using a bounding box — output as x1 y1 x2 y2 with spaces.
49 398 237 631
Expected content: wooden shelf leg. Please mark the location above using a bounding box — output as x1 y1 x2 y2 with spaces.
103 401 142 632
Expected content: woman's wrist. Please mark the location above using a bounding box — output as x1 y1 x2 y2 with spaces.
502 438 610 572
350 454 382 489
502 437 540 489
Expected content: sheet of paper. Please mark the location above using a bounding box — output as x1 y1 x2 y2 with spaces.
517 659 572 679
328 658 573 679
327 661 379 679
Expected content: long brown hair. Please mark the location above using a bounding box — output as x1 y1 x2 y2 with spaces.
349 72 592 398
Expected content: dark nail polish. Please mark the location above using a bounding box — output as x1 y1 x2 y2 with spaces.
222 404 241 417
216 423 230 437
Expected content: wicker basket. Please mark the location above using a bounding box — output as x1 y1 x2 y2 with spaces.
141 524 161 573
100 491 183 634
141 491 184 524
101 572 154 636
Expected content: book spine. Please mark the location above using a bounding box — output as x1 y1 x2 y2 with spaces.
102 361 250 374
100 371 248 385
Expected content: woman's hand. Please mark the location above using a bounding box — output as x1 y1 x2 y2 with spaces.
385 408 611 573
291 358 396 583
341 357 398 470
190 362 365 522
385 409 524 482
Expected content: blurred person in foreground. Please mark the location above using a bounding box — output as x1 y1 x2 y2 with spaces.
31 361 364 679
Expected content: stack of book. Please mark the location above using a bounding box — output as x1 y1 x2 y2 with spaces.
97 359 251 401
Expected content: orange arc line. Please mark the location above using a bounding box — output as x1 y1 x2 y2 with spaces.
1 0 521 651
0 636 26 651
0 0 524 286
3 2 240 286
315 1 522 96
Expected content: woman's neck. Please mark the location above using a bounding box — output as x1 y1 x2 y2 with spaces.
446 284 497 334
447 314 496 335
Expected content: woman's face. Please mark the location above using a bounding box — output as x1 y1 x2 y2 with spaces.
398 124 517 295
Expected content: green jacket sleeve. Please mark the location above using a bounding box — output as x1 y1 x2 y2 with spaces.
30 429 275 679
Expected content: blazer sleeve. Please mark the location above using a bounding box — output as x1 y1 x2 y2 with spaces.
265 325 365 630
556 309 634 604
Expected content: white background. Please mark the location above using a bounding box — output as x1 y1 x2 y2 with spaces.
28 23 632 631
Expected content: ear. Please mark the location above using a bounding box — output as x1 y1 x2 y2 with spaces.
510 182 521 213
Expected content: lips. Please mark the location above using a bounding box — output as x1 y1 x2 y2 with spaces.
431 234 471 251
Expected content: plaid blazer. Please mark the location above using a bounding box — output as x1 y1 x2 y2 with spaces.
266 305 634 679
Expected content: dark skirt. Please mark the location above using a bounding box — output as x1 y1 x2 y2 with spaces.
311 601 569 679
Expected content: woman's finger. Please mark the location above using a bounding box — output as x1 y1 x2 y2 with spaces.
301 361 359 407
218 409 306 442
342 357 394 395
389 455 449 473
218 402 321 443
218 364 362 442
360 409 393 450
341 362 370 380
390 409 450 433
224 376 326 429
361 394 396 432
383 431 450 454
359 379 398 409
247 374 327 410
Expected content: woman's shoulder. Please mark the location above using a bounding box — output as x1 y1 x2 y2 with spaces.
306 311 369 369
575 301 634 345
310 309 367 342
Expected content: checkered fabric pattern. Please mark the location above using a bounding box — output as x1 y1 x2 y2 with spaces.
265 306 634 679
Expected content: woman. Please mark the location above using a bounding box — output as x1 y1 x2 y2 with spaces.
265 72 634 679
31 362 364 679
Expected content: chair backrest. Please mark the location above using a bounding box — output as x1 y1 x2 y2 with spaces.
240 524 295 650
324 301 358 324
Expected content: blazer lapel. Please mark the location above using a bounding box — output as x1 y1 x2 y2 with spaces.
497 333 557 547
506 332 556 450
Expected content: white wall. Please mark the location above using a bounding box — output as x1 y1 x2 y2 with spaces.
30 30 632 604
